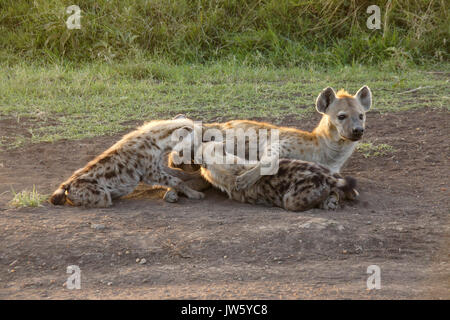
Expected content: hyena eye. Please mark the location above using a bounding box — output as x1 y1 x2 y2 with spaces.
359 114 364 120
338 114 346 120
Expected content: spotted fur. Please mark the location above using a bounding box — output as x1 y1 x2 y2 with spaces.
199 142 358 211
49 119 204 207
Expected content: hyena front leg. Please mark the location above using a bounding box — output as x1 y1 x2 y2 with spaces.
146 152 205 200
160 174 205 199
159 151 208 202
164 151 210 191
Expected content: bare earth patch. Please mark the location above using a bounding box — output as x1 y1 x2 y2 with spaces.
0 109 448 299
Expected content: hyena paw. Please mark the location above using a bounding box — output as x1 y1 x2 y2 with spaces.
323 192 339 210
163 189 179 203
186 190 205 200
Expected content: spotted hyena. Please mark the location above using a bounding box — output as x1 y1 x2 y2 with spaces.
200 86 372 191
49 118 205 207
198 141 358 211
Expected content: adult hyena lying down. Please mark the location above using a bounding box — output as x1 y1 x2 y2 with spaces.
49 118 204 207
198 142 358 211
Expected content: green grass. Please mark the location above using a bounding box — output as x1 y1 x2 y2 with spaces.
356 142 395 158
0 0 448 65
9 185 48 208
0 60 448 149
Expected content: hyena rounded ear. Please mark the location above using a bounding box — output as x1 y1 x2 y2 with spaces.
315 87 337 114
173 114 187 120
355 86 372 111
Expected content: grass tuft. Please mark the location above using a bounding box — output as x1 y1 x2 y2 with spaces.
357 142 395 158
9 185 48 208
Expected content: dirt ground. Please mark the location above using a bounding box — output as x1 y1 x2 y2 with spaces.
0 109 448 299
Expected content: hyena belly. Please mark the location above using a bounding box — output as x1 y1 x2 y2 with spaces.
50 119 204 208
228 159 357 212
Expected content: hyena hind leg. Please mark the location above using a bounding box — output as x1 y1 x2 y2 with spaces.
282 183 330 212
66 182 113 207
320 191 340 210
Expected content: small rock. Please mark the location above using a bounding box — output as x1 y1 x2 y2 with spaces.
136 258 140 263
107 282 112 286
139 258 147 265
91 224 106 231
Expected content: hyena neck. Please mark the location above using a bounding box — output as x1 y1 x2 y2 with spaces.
312 115 357 173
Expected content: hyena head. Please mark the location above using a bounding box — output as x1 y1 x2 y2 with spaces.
316 86 372 141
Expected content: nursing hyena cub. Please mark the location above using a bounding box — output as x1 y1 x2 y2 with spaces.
50 118 204 207
199 142 358 211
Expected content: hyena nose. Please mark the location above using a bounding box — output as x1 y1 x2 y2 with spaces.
353 127 364 135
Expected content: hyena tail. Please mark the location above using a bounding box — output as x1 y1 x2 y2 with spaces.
49 184 69 205
336 176 359 199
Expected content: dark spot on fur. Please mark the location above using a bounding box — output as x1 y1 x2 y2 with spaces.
98 157 109 164
297 184 312 194
76 178 95 185
310 175 322 187
278 183 290 194
277 165 288 176
105 171 116 179
148 140 160 150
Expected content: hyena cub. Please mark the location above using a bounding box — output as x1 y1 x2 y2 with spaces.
50 118 204 207
199 142 358 211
